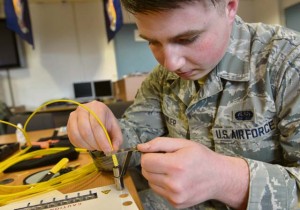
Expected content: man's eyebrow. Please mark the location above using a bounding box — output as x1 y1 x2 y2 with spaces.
171 30 202 40
139 30 202 42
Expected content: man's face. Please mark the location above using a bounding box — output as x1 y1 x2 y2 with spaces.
135 1 237 80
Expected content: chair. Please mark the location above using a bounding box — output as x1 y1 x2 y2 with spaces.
0 101 13 135
6 113 55 134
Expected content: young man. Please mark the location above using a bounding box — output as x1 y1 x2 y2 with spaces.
67 0 300 209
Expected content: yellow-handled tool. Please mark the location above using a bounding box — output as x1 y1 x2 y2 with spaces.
37 158 69 183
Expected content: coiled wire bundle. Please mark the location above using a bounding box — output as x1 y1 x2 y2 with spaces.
0 99 119 206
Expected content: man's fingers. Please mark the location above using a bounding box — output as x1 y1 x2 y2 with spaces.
68 111 95 150
141 153 170 173
77 107 102 150
67 103 122 152
82 106 121 152
142 167 167 184
107 116 123 151
88 110 112 152
137 137 191 153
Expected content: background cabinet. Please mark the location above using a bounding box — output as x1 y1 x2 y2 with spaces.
113 75 147 101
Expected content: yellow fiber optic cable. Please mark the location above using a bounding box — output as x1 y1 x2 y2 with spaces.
0 99 120 206
24 99 119 167
0 163 98 205
0 147 86 172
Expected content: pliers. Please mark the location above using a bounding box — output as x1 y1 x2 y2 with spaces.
108 146 138 190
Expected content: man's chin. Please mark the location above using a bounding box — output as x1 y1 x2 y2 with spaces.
178 74 203 81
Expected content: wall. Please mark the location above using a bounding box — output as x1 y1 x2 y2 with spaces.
252 0 300 25
252 0 281 24
237 0 256 22
282 0 300 7
0 0 294 110
0 0 118 109
114 24 157 79
285 3 300 31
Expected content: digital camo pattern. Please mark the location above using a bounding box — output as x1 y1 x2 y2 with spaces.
117 16 300 209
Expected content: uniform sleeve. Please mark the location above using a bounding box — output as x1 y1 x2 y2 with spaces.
245 50 300 209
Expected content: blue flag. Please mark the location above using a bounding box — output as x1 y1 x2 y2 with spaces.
103 0 123 42
4 0 34 47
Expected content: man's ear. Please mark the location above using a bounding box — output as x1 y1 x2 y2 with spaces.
226 0 239 22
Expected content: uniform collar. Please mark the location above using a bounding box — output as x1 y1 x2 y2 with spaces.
216 16 251 82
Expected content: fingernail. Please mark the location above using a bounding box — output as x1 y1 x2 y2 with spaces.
137 143 150 151
113 141 120 151
103 147 112 154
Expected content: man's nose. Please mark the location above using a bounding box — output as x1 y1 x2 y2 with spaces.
163 46 185 72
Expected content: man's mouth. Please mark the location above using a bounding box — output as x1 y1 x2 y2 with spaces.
176 70 194 78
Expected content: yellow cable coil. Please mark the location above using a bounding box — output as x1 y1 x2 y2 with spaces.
0 99 119 206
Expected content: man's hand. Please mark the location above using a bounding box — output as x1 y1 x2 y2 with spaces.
138 137 249 209
67 100 123 153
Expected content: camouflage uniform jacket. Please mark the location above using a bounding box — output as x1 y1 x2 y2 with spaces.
118 16 300 209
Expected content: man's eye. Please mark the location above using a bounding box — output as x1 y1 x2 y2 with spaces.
148 41 158 45
177 35 199 45
148 41 160 46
